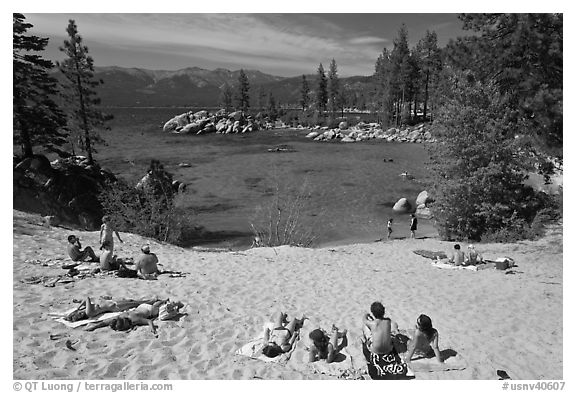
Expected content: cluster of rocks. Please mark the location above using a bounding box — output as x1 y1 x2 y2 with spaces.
305 122 436 144
13 155 117 230
392 190 434 219
163 110 288 135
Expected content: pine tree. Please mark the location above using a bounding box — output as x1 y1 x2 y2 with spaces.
235 69 250 113
374 48 393 127
327 59 340 118
315 63 328 113
58 19 109 164
267 92 278 121
299 75 310 111
219 83 233 112
13 13 67 158
415 30 442 121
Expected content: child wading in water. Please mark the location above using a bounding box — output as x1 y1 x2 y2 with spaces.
387 218 393 240
100 215 123 254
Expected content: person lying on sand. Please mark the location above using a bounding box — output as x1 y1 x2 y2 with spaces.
65 297 155 322
362 301 399 355
135 245 160 279
404 314 443 364
67 235 98 262
308 325 348 363
84 299 170 334
261 311 307 358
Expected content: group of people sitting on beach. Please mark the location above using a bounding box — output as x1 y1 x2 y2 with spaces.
442 244 483 266
65 215 162 279
261 301 443 368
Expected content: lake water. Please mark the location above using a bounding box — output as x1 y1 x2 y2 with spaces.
96 107 438 249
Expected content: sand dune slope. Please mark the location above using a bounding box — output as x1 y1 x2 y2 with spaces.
13 210 562 380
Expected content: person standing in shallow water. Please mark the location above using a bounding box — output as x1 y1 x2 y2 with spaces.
410 214 418 239
387 218 393 240
100 215 123 254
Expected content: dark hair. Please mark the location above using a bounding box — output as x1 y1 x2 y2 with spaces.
454 244 461 250
370 302 385 319
110 316 133 331
309 329 329 352
417 314 437 341
262 344 283 358
65 309 86 322
67 235 76 243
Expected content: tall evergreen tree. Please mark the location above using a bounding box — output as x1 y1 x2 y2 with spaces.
315 63 328 113
415 30 442 121
299 75 310 111
390 24 412 126
446 13 562 150
13 13 67 158
58 19 109 164
374 48 393 127
267 92 278 121
327 59 340 117
219 83 233 112
235 69 250 113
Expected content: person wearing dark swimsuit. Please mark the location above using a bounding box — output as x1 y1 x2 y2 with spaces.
410 214 418 239
261 311 307 358
308 325 348 363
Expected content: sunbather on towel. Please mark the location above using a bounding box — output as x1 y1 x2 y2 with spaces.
362 301 399 355
465 244 483 266
308 325 348 363
135 245 160 280
404 314 443 364
84 299 169 334
65 297 154 322
437 244 466 266
261 311 307 358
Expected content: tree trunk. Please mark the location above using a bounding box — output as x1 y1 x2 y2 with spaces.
17 118 33 158
424 70 430 121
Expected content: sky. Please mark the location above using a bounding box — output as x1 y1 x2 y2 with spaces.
24 13 470 77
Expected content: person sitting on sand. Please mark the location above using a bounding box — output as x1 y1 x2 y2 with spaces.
84 299 172 334
135 245 160 279
99 240 128 271
65 297 155 322
67 235 98 262
465 244 483 266
404 314 443 364
308 325 348 363
261 311 307 358
99 215 123 254
362 301 399 355
447 244 466 266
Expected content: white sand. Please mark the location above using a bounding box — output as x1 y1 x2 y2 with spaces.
13 210 562 380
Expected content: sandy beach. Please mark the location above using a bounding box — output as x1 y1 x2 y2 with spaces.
12 209 562 380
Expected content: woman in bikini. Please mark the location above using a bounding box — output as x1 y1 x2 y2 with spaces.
65 297 155 322
84 299 171 334
261 311 307 358
308 325 348 363
404 314 443 364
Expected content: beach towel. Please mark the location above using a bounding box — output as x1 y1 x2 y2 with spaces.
407 354 467 372
235 322 299 365
361 340 412 380
430 261 479 271
50 307 125 328
413 250 447 260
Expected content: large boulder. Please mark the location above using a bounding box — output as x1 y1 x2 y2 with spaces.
339 121 348 130
229 111 243 121
392 198 412 213
416 191 433 206
193 110 208 120
306 131 319 138
416 205 433 219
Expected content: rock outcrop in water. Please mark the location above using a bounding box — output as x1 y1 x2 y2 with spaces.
162 110 290 135
305 122 437 144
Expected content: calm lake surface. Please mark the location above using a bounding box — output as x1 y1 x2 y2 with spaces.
96 107 438 249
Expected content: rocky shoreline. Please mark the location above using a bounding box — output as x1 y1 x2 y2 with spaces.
162 110 437 144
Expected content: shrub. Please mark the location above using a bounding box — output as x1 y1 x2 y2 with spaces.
249 177 323 247
97 160 192 245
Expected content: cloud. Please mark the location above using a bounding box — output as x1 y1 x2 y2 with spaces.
347 36 389 45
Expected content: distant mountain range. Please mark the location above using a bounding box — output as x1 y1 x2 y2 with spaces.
54 66 375 108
